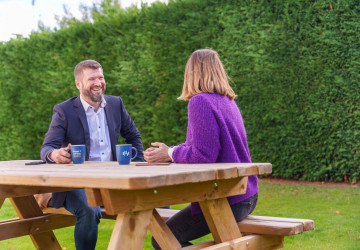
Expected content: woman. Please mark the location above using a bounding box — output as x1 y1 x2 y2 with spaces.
144 48 258 249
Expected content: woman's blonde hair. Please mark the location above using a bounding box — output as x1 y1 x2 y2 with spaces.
178 49 236 101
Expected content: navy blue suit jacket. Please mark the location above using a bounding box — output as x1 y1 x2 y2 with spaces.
40 95 144 208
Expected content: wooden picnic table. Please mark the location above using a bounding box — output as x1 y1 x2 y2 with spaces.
0 160 272 249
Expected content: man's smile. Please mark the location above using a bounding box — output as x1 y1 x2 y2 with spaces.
91 86 103 95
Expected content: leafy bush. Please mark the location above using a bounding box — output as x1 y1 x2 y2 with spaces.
0 0 359 182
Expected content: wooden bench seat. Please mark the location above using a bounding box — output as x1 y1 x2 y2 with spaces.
42 207 314 237
43 207 118 220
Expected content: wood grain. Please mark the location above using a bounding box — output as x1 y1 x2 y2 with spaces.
0 161 271 189
108 210 153 250
0 214 75 240
0 160 274 250
100 177 247 214
148 209 181 250
199 198 242 243
0 185 75 199
10 196 62 249
85 188 104 207
182 234 283 250
245 215 314 232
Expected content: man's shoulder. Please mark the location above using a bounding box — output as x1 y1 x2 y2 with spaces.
104 95 123 105
104 95 122 100
56 96 79 107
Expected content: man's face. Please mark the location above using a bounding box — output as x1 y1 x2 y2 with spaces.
76 68 106 103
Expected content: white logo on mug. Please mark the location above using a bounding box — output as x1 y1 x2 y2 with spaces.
122 151 130 157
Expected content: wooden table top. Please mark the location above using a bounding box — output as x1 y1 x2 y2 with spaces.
0 160 272 190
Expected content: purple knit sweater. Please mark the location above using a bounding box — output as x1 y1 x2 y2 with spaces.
172 92 258 214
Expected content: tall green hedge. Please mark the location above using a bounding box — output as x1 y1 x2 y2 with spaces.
0 0 359 182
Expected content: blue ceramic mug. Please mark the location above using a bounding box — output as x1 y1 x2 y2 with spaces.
116 144 138 165
70 145 86 164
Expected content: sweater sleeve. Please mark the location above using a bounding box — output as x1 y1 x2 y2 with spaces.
172 95 220 163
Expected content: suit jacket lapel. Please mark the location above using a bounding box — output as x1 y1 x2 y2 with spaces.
104 96 116 159
74 96 91 160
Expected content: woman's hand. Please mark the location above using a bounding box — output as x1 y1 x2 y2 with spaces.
144 142 171 163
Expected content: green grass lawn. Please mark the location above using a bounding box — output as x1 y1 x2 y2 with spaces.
1 182 359 249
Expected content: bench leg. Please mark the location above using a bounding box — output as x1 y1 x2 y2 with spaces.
108 209 153 250
10 196 62 250
0 198 4 208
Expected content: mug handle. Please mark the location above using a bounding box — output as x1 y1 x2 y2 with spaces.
131 147 138 160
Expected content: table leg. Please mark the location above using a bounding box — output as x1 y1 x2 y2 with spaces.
108 209 153 250
199 198 242 243
10 196 62 250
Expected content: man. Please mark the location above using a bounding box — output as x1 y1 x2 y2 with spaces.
40 60 144 250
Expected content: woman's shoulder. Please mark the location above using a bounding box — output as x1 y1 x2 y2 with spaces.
190 92 220 103
190 92 232 105
188 93 211 108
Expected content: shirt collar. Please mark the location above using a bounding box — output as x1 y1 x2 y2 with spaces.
79 95 107 112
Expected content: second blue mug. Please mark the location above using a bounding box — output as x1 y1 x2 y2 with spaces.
116 144 138 165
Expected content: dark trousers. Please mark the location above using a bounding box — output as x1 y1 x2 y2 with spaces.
152 193 258 249
64 189 102 250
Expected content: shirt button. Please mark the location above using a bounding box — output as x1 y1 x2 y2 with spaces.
102 153 104 155
101 140 103 142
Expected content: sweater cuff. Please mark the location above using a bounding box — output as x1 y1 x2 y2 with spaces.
168 146 176 162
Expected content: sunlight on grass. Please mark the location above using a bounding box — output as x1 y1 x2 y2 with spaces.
1 182 359 249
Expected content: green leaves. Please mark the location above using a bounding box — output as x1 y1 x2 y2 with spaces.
0 0 359 182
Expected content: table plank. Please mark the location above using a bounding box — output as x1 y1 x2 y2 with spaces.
99 177 248 214
0 161 271 190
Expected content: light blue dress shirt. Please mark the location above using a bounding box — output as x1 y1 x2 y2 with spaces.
80 96 112 161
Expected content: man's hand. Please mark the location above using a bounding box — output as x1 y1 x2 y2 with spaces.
144 142 171 163
49 144 72 164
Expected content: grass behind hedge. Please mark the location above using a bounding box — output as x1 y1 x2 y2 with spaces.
1 182 359 249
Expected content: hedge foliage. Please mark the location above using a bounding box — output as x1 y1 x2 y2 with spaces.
0 0 359 182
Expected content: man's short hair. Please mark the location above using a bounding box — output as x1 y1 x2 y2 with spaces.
74 60 102 80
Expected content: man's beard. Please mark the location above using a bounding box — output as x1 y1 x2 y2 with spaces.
84 86 105 103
